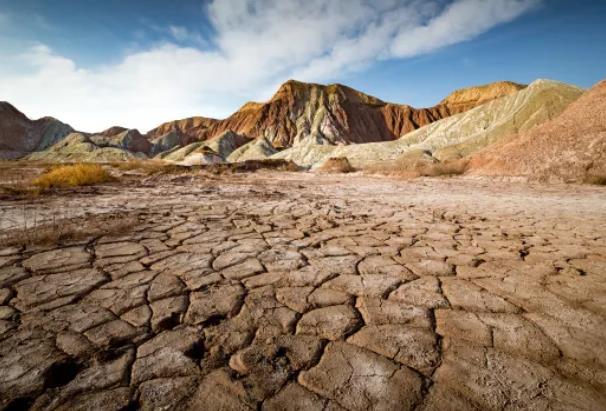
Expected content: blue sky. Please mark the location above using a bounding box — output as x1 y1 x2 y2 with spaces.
0 0 604 131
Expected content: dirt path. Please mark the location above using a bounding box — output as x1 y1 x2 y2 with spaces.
1 173 605 410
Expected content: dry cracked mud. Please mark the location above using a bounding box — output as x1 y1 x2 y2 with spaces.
1 172 606 410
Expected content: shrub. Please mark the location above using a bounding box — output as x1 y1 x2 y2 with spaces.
317 157 355 173
416 159 469 177
32 163 114 189
0 212 138 247
584 174 606 185
110 159 174 174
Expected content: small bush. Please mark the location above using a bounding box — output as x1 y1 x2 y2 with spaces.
0 212 138 247
317 157 355 173
32 164 114 189
584 174 606 185
416 159 469 177
110 160 175 175
203 159 301 174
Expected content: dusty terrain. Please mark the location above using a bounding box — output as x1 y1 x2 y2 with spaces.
1 172 606 410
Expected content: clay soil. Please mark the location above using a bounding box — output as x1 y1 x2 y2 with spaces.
1 171 605 410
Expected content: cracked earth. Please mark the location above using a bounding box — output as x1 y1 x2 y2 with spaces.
1 172 606 410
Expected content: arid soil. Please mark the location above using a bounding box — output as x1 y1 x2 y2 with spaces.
1 172 606 410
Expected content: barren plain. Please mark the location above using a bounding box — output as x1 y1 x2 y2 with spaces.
1 171 606 410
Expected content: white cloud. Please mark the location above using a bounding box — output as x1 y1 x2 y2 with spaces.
0 0 540 132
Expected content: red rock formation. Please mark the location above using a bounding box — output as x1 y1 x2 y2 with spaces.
145 80 525 151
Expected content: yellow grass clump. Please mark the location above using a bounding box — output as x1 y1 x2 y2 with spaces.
32 163 114 189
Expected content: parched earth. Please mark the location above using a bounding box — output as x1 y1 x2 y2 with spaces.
1 172 606 410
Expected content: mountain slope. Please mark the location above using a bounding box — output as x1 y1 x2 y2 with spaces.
468 79 606 182
146 116 219 153
0 79 525 160
160 131 251 164
0 102 74 159
269 80 581 168
439 81 526 111
146 79 525 152
27 133 145 162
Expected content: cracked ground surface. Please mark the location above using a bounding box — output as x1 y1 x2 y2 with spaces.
1 172 606 410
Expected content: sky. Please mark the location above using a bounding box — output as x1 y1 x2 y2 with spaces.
0 0 605 132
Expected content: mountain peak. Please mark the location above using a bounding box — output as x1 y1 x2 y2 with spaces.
0 101 28 120
271 79 385 106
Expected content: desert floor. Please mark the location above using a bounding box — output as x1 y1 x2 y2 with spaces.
1 172 606 410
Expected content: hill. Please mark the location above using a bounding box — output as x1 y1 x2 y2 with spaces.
269 80 582 169
0 102 73 159
468 80 606 182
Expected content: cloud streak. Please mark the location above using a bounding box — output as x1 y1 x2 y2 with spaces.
0 0 540 131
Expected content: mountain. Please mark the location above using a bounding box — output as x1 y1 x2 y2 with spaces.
395 79 582 161
0 102 74 159
146 116 219 154
468 79 606 182
145 79 525 153
227 137 278 163
27 133 145 162
26 127 153 162
0 79 525 160
160 131 251 165
268 80 582 168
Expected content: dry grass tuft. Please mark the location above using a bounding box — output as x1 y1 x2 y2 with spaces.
584 174 606 186
317 157 355 173
0 212 138 248
362 157 468 179
32 164 114 189
110 160 178 175
203 159 301 174
415 159 469 177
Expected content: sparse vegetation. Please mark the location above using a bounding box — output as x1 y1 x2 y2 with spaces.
110 159 180 175
0 211 138 247
415 159 469 177
203 159 301 174
362 157 469 179
32 163 115 189
584 174 606 185
317 157 355 173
